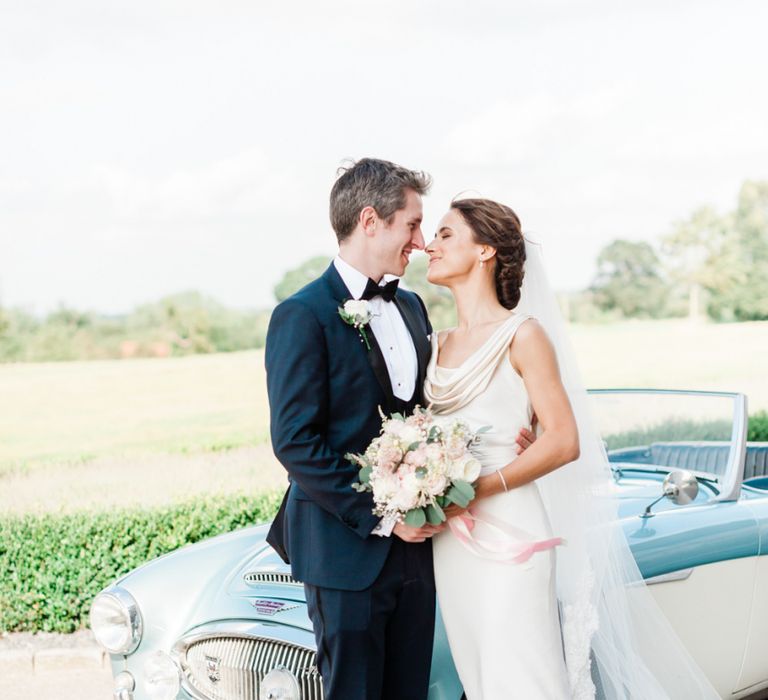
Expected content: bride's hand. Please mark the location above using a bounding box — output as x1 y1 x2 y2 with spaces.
442 503 469 520
443 475 494 520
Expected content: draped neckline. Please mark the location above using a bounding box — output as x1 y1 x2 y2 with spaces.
435 313 523 371
425 311 533 415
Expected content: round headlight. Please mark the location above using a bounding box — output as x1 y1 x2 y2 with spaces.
143 650 181 700
260 667 300 700
113 670 135 699
89 587 142 654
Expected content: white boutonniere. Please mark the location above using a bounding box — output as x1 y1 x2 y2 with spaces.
339 299 374 350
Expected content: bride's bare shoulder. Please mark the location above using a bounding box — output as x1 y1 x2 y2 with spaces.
512 316 545 342
509 317 556 365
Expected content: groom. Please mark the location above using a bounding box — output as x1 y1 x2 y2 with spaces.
265 158 440 699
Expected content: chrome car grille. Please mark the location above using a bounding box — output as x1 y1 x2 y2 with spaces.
183 635 323 700
243 571 301 586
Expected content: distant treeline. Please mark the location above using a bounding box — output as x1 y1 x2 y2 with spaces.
1 179 765 363
274 179 768 326
0 291 271 362
573 179 768 323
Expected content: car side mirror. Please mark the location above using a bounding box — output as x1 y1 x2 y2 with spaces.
663 470 699 505
640 469 699 519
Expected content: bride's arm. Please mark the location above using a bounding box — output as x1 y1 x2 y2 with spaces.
476 318 580 500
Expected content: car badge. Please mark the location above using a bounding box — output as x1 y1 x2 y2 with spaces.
251 599 300 616
205 654 222 684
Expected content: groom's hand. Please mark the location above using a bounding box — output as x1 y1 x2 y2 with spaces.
515 413 538 454
393 522 443 543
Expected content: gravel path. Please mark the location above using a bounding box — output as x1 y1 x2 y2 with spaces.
0 629 99 651
0 667 113 700
0 630 113 700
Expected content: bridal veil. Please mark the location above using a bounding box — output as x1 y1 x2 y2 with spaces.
516 237 719 699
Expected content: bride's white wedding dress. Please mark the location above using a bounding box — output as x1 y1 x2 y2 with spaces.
426 312 571 699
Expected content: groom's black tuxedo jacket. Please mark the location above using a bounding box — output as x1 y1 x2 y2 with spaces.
265 263 433 591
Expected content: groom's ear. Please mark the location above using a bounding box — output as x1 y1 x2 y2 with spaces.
359 206 378 237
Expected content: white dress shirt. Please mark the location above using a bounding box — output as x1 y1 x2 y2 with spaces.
333 256 418 401
334 255 418 537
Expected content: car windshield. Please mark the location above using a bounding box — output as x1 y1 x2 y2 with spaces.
587 390 740 483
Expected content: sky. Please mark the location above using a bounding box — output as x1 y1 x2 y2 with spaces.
2 0 767 314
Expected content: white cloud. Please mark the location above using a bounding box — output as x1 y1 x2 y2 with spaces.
1 0 767 311
93 148 284 220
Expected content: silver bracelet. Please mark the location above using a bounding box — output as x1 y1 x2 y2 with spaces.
496 469 508 492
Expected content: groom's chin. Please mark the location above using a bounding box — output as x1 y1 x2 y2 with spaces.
393 260 409 277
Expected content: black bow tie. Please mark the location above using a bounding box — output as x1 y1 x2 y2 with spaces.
360 278 399 303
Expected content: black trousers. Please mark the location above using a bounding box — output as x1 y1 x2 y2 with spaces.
304 538 436 700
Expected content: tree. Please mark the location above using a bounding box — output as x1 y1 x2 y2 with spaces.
712 181 768 320
273 256 332 302
661 207 733 320
589 240 672 318
662 181 768 321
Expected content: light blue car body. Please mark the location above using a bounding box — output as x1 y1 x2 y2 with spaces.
101 390 768 699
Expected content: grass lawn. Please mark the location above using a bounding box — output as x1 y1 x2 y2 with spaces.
0 351 269 474
569 318 768 410
1 318 766 513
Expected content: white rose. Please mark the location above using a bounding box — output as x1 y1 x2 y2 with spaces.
344 299 370 319
460 457 482 483
392 467 423 511
371 470 400 502
390 483 420 512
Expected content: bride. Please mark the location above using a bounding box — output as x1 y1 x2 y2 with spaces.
423 198 719 699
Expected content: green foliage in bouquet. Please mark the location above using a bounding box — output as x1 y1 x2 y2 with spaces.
0 491 282 633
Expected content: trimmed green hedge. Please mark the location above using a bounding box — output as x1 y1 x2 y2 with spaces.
3 410 768 635
0 491 282 634
749 411 768 441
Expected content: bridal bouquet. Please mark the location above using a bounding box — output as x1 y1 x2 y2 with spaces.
348 406 486 527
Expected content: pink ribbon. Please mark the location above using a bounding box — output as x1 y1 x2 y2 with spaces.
448 508 564 564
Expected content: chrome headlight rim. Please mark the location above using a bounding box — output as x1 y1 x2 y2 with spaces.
143 649 182 700
260 665 301 700
89 586 143 655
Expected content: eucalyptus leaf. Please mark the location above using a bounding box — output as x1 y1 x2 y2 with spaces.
452 479 476 501
426 502 446 525
407 441 422 452
446 486 470 509
404 508 427 528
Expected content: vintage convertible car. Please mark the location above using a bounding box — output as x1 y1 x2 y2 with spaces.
91 389 768 700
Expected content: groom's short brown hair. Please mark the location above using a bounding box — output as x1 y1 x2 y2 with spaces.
330 158 431 243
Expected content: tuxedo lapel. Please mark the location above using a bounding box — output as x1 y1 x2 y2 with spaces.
393 294 431 386
322 263 396 412
322 263 352 303
365 328 397 413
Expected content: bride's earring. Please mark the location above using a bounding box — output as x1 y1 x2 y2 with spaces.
479 257 485 268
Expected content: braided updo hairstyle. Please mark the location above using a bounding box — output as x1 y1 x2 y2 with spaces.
451 197 527 310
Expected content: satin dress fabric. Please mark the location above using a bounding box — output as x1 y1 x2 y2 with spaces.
425 313 571 699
